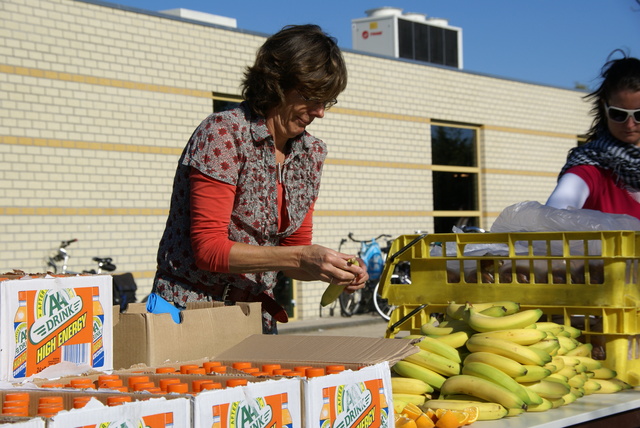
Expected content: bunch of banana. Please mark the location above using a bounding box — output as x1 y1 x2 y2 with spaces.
446 301 520 320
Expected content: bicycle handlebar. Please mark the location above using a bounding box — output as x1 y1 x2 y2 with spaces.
347 233 392 243
60 239 78 248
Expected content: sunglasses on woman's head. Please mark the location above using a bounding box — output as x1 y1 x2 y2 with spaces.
605 103 640 124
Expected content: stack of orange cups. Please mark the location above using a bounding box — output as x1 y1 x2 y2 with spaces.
2 392 30 417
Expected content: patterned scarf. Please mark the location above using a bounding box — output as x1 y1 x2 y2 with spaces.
560 130 640 192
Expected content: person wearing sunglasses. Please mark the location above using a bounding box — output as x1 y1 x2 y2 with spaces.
152 25 367 334
546 51 640 219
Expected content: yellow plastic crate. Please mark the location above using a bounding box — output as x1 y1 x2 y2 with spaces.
385 304 640 385
378 231 640 308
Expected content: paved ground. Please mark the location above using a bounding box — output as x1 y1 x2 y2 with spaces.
278 312 390 337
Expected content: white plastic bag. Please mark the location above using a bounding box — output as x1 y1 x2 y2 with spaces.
491 201 640 233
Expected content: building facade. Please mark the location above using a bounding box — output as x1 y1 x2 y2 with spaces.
0 0 591 320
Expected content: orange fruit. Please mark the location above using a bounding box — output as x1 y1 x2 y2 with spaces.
462 407 479 425
395 415 419 428
434 409 468 428
425 408 438 422
415 413 436 428
402 402 424 420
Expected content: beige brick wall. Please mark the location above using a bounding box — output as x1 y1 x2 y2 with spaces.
1 0 591 320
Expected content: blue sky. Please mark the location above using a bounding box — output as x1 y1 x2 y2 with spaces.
102 0 640 90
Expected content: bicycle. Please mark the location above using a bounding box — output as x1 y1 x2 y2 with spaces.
45 239 137 311
338 233 410 320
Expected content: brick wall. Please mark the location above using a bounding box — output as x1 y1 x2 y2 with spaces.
0 0 590 320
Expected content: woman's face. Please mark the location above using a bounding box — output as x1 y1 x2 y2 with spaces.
265 90 328 145
606 89 640 146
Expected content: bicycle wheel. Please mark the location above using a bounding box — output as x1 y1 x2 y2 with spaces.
373 281 396 321
339 289 362 317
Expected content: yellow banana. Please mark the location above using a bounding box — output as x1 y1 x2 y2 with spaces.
463 351 528 378
429 330 470 348
556 335 578 353
466 335 551 366
583 379 602 395
440 375 528 410
607 378 632 390
521 379 571 400
555 366 578 379
506 407 526 417
411 335 462 363
533 322 565 336
464 306 542 332
424 399 508 421
446 301 520 320
320 258 358 306
562 391 578 405
554 355 580 367
563 325 582 339
571 386 585 398
514 365 551 382
591 378 624 394
590 367 616 379
391 376 434 395
404 349 461 377
543 363 558 374
529 338 561 356
481 328 547 345
461 361 532 405
464 307 543 332
523 387 544 405
546 373 569 383
479 305 508 317
572 356 602 371
550 397 565 408
565 343 593 357
550 356 566 372
392 360 447 390
568 375 586 389
392 393 427 406
526 398 553 412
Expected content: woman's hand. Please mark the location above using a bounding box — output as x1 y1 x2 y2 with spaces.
292 245 368 288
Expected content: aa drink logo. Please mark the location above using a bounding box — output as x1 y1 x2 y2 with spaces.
333 383 374 428
29 288 83 345
97 419 145 428
228 397 273 428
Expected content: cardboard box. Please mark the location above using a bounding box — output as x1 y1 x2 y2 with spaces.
193 378 301 427
112 301 262 369
0 274 113 382
215 334 418 428
0 388 190 427
0 418 45 428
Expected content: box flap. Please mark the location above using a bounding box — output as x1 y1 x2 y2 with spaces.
113 302 262 369
215 335 418 366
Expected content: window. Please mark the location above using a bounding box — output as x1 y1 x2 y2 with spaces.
431 123 481 233
212 92 241 113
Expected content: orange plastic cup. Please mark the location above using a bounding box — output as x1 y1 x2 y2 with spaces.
127 375 150 390
167 383 189 394
306 367 325 378
232 362 252 370
73 396 92 409
156 366 177 374
200 382 223 391
179 364 200 374
326 365 345 373
70 378 96 389
98 379 124 389
203 361 222 373
132 381 157 391
226 378 248 388
107 395 132 407
186 367 207 375
159 378 182 392
261 364 281 375
192 380 214 393
241 367 260 374
210 366 227 374
4 393 29 402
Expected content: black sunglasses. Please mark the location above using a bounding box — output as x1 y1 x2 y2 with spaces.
605 103 640 124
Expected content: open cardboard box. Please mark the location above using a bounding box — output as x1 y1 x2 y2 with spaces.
215 334 418 428
112 301 262 370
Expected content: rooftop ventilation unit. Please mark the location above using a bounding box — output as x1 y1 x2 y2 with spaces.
159 8 237 28
351 8 462 69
